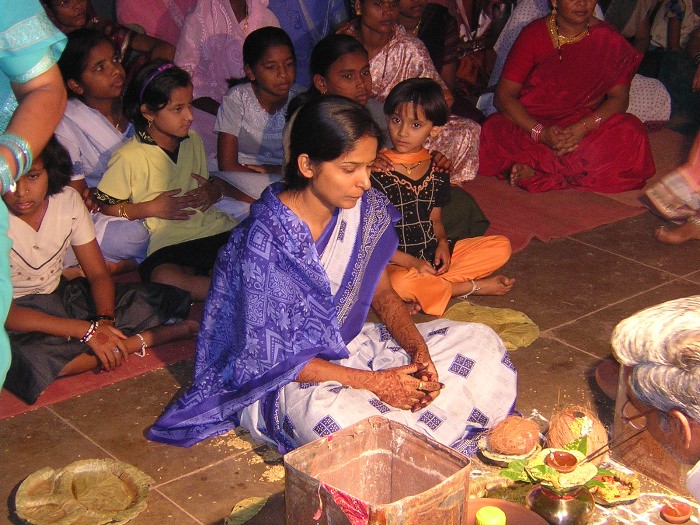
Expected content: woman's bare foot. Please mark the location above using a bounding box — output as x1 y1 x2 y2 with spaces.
655 217 700 244
473 275 516 296
509 164 536 187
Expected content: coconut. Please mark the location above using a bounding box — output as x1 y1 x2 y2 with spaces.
547 406 609 466
488 416 541 456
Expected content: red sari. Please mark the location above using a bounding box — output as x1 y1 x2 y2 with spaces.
478 18 655 193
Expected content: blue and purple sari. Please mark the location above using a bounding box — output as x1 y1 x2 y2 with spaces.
147 183 398 446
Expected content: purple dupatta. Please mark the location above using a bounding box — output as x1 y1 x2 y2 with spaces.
147 183 398 446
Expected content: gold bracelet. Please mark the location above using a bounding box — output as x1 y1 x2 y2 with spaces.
118 202 131 220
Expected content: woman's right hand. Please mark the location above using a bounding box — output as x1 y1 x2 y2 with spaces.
148 189 198 220
370 363 442 412
86 323 128 371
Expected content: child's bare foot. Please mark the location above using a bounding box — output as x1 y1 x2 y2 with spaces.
131 320 200 354
62 265 85 280
405 301 422 315
509 164 536 187
655 217 700 244
473 275 515 296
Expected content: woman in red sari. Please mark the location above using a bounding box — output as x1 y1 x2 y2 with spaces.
478 0 655 193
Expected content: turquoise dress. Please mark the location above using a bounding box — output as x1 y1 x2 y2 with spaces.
0 0 66 386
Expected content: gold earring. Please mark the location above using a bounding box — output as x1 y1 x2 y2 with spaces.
147 119 152 128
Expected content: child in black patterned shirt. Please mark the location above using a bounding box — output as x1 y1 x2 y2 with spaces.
371 78 514 315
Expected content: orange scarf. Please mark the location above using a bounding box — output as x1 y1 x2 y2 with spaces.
380 148 431 165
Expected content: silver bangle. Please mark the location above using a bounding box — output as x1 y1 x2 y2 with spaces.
135 333 147 357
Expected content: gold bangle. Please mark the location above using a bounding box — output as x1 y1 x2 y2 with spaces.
118 202 131 220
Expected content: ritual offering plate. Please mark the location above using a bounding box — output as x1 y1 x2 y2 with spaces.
468 497 549 524
528 448 598 489
15 458 154 525
478 437 542 467
589 469 640 506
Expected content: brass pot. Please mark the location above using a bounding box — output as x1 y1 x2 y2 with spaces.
525 484 595 525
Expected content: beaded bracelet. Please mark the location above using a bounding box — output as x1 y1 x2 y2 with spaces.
79 321 98 343
531 123 544 142
0 133 32 177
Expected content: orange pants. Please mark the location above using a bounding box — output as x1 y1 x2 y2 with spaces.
386 235 511 316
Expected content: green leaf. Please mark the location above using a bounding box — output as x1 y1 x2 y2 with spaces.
564 436 588 455
500 459 529 482
585 479 606 489
596 468 614 477
527 464 557 479
225 496 268 525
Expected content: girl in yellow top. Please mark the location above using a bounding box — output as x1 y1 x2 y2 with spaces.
96 61 236 300
371 79 515 316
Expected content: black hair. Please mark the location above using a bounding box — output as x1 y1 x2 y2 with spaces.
40 136 73 196
57 28 118 98
310 34 367 78
285 96 380 191
227 26 296 88
244 26 296 69
286 34 368 120
123 59 191 133
383 78 448 126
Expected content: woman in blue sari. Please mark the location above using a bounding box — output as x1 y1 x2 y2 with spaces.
0 0 67 385
148 97 517 455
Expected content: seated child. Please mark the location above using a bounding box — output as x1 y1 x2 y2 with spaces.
56 28 149 277
95 61 237 301
215 27 300 203
371 78 515 316
3 137 196 405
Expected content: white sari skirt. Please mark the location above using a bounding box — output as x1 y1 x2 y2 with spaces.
239 318 518 455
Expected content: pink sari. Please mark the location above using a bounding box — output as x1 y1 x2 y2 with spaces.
174 0 279 102
479 18 655 193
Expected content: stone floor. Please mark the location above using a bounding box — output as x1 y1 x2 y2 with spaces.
2 210 699 524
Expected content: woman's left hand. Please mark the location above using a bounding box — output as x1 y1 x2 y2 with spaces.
411 351 441 411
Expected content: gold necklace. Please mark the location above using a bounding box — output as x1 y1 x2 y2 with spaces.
238 1 249 33
411 19 421 36
548 13 589 61
399 160 425 176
